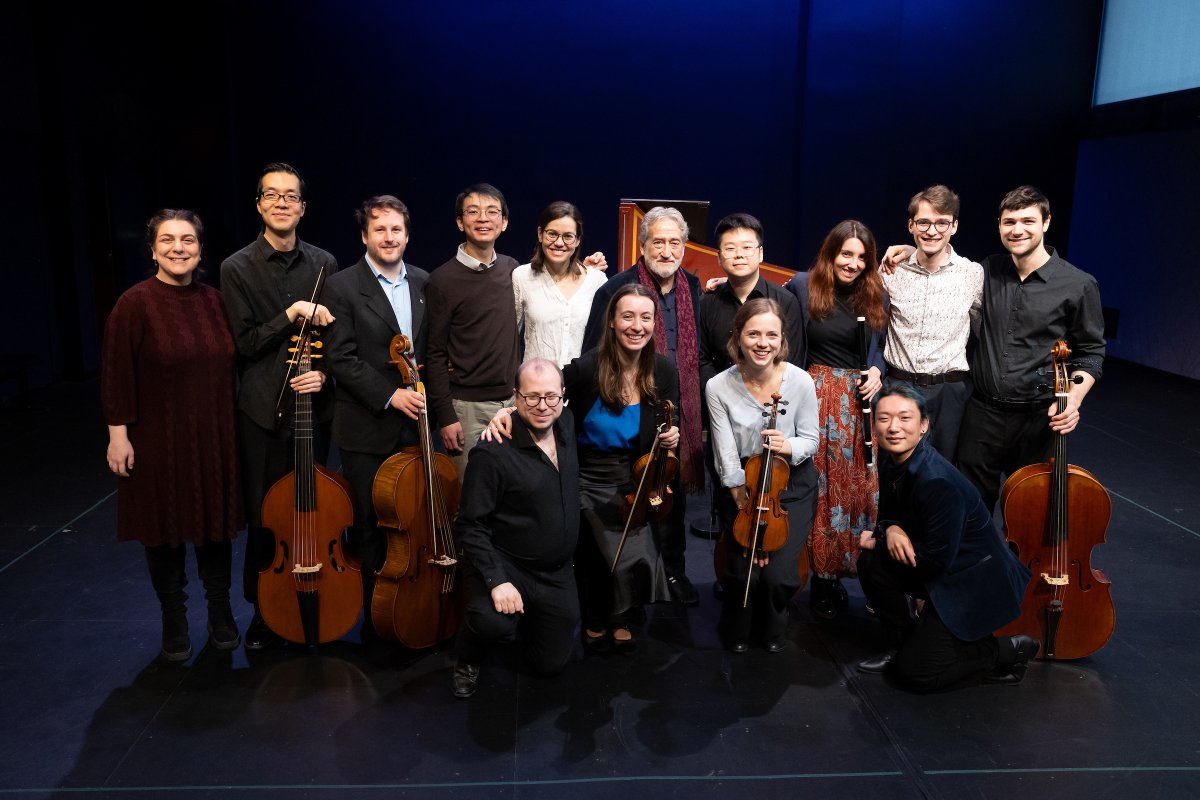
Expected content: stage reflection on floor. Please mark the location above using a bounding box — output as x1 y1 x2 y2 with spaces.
1 358 1197 799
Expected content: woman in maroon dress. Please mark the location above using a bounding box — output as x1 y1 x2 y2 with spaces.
102 209 242 661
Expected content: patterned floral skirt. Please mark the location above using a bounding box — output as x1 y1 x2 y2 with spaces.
807 364 878 578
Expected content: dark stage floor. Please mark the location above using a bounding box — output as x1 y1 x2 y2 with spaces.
1 358 1198 799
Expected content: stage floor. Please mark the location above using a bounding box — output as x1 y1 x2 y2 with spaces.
1 358 1197 799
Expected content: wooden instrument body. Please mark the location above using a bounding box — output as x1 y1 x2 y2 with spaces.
995 340 1115 660
258 464 362 646
732 453 791 554
997 461 1115 659
370 446 464 649
367 334 464 650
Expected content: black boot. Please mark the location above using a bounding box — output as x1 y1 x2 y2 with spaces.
145 545 191 662
809 576 835 620
195 540 240 650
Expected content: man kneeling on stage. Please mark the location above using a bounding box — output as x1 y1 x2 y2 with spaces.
452 358 580 698
856 385 1039 691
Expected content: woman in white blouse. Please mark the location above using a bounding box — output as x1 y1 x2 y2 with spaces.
512 201 608 366
707 298 820 654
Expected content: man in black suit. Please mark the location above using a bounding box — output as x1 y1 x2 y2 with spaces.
324 195 430 632
856 385 1038 691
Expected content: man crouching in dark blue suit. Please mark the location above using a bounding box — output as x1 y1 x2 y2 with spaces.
856 385 1038 691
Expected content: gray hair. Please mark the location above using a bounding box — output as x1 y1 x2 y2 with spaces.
638 206 689 247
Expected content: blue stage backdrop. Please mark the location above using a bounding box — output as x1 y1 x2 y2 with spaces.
5 0 1113 389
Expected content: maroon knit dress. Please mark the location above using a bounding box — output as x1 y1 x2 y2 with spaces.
101 277 242 546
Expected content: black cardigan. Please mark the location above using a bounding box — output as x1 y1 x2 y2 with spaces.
562 350 680 457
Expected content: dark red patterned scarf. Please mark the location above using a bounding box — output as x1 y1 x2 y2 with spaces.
636 257 703 493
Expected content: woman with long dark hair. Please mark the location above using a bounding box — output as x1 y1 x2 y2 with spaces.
785 220 887 620
102 209 242 661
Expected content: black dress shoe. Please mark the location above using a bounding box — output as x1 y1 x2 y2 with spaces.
764 639 786 654
728 641 749 654
810 578 838 620
667 575 700 607
244 611 280 651
985 635 1040 684
857 649 897 673
452 661 480 698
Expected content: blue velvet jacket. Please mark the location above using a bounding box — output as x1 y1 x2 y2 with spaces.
873 438 1031 640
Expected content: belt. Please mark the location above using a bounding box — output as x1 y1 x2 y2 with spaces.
971 392 1046 412
887 366 969 386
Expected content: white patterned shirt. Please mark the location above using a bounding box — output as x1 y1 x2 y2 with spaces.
881 246 983 374
512 263 608 367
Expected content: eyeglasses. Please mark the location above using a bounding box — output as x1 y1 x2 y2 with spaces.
260 190 303 205
720 243 761 258
542 230 578 245
517 392 563 408
463 207 503 220
913 218 953 233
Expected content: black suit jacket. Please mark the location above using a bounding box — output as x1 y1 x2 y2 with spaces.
873 439 1031 641
562 350 680 457
325 257 430 455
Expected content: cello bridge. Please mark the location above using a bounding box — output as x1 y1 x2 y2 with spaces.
292 563 323 574
1039 572 1069 586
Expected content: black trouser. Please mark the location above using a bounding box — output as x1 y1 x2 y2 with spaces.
884 376 972 462
652 485 688 580
237 411 331 605
857 547 1000 692
955 397 1052 513
456 561 579 676
718 461 817 644
145 540 233 614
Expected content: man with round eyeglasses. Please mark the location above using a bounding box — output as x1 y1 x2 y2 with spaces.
452 359 581 698
879 185 983 461
219 161 339 650
424 182 521 480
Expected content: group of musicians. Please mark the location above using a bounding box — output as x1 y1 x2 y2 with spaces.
102 164 1105 696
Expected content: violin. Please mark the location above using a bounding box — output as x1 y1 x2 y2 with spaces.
369 334 463 649
731 392 791 607
610 400 679 572
258 329 362 646
996 341 1115 659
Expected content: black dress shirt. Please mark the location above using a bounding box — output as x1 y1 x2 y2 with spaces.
219 235 338 430
971 247 1105 401
455 413 580 589
698 275 807 391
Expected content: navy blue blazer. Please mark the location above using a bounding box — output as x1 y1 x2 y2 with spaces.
873 438 1031 641
785 271 886 373
324 256 430 455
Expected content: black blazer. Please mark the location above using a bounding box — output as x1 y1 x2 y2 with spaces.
873 438 1031 641
325 257 430 455
562 350 680 457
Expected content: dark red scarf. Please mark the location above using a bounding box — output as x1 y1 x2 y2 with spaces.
636 257 703 493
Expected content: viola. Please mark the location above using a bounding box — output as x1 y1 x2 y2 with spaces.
258 329 362 646
610 401 679 572
996 340 1115 659
731 392 791 607
369 334 463 649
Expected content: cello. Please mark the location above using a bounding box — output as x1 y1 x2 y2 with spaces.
259 329 363 646
369 334 463 649
996 340 1115 659
611 400 679 572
